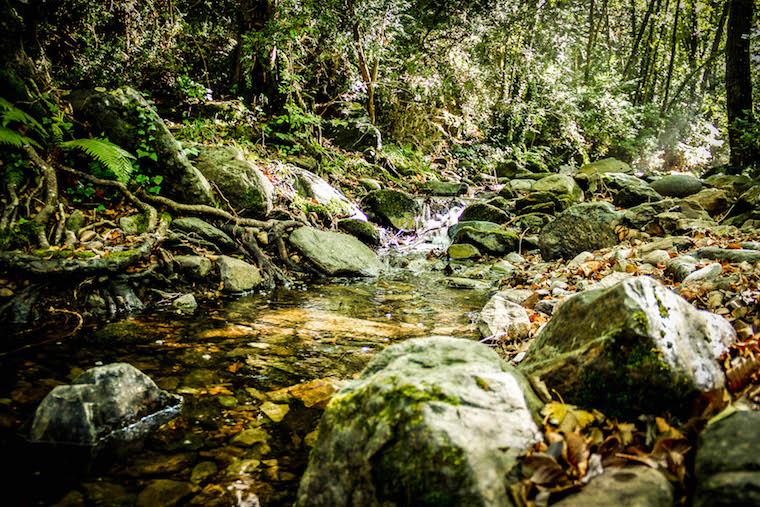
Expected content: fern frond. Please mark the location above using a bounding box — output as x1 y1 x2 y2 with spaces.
0 126 41 149
60 138 136 183
0 97 45 135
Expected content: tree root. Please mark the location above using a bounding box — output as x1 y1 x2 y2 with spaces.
24 146 59 248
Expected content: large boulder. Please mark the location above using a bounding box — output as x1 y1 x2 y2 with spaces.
459 202 511 224
192 145 274 217
289 226 383 277
650 174 703 198
538 202 622 260
293 167 366 220
362 189 421 231
531 174 583 203
694 411 760 507
68 87 214 204
575 158 633 184
298 336 543 506
521 276 736 416
602 173 662 208
171 217 236 250
30 363 181 445
216 256 262 292
449 221 519 256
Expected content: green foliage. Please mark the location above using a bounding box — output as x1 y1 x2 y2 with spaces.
0 126 39 149
59 138 136 184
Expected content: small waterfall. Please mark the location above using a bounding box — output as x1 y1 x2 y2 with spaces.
379 197 465 256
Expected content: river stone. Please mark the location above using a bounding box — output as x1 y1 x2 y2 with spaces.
575 158 632 182
68 87 214 204
294 167 366 220
623 198 709 230
531 174 583 203
683 263 722 284
694 411 760 507
172 293 198 313
695 247 760 264
193 145 274 217
554 466 673 507
289 226 382 277
603 173 662 208
448 243 481 260
459 202 511 224
171 217 236 250
362 189 420 230
665 255 699 281
337 218 380 246
30 363 181 445
422 180 468 196
450 221 519 256
217 256 262 292
538 202 622 260
297 336 543 506
685 188 730 215
514 191 577 214
521 276 735 416
118 214 150 235
65 209 86 233
136 479 195 507
650 174 703 198
477 292 531 342
173 255 212 278
703 174 753 198
641 249 670 266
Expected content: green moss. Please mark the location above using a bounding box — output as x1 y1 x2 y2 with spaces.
104 249 138 259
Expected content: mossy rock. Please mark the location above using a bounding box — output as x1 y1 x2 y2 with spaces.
447 243 481 260
459 202 511 224
422 181 468 196
450 221 519 256
362 189 421 231
576 158 632 182
538 202 622 260
337 219 381 246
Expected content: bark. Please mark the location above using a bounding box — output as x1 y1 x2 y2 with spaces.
701 0 729 94
725 0 755 166
661 0 682 112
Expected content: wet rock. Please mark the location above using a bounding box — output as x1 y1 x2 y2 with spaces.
173 255 212 278
171 218 236 250
193 145 274 217
260 401 289 422
603 173 662 208
683 263 722 284
362 189 420 230
136 479 195 507
443 277 490 290
478 292 531 341
554 466 673 507
695 247 760 264
521 276 736 416
685 188 730 216
217 256 262 292
449 221 519 256
82 482 134 507
532 174 583 202
575 158 632 183
650 174 703 198
538 202 622 260
422 180 468 196
695 410 760 507
289 226 383 277
459 202 511 224
665 255 699 281
293 167 365 219
190 461 218 485
54 490 86 507
30 363 181 445
231 427 269 447
172 293 197 313
298 336 543 506
69 87 213 204
448 243 481 260
337 218 380 246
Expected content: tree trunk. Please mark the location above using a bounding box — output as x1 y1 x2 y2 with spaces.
725 0 755 167
661 0 681 112
701 0 728 94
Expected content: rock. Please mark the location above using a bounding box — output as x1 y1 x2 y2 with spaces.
512 212 552 232
190 461 218 485
443 277 490 290
477 293 531 341
568 251 595 268
509 179 534 192
68 87 213 204
119 213 149 235
694 411 760 507
136 480 195 507
575 158 632 183
289 226 383 277
459 202 511 224
665 255 699 281
485 196 512 213
521 276 736 416
683 263 722 284
359 178 382 191
638 236 694 255
231 427 269 447
448 243 481 260
703 174 753 198
695 247 760 264
297 336 543 506
685 188 730 216
641 249 670 266
293 167 365 219
337 218 380 246
531 174 583 203
171 218 236 250
216 256 262 292
362 189 420 230
554 466 673 507
65 210 86 232
172 294 197 313
603 173 662 208
82 482 134 506
449 221 519 256
650 174 703 198
623 198 709 230
173 255 212 278
422 180 468 196
193 145 274 217
538 202 622 260
733 185 760 214
30 363 181 445
260 401 290 422
515 191 576 214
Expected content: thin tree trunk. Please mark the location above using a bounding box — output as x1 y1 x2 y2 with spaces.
584 0 597 83
701 0 729 94
623 0 658 79
725 0 755 166
661 0 681 112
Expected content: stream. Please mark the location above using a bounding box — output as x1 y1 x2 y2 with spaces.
1 199 494 506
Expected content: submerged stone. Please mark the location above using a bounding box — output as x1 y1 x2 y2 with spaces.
298 336 543 506
289 226 383 277
521 276 735 416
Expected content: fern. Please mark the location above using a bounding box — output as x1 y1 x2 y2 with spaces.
60 138 136 183
0 126 41 149
0 97 45 135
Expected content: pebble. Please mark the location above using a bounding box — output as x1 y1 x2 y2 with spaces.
642 249 670 266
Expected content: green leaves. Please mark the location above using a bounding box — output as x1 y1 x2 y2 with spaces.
0 126 41 149
60 138 137 184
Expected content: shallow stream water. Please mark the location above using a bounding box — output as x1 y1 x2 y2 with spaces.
1 200 492 506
